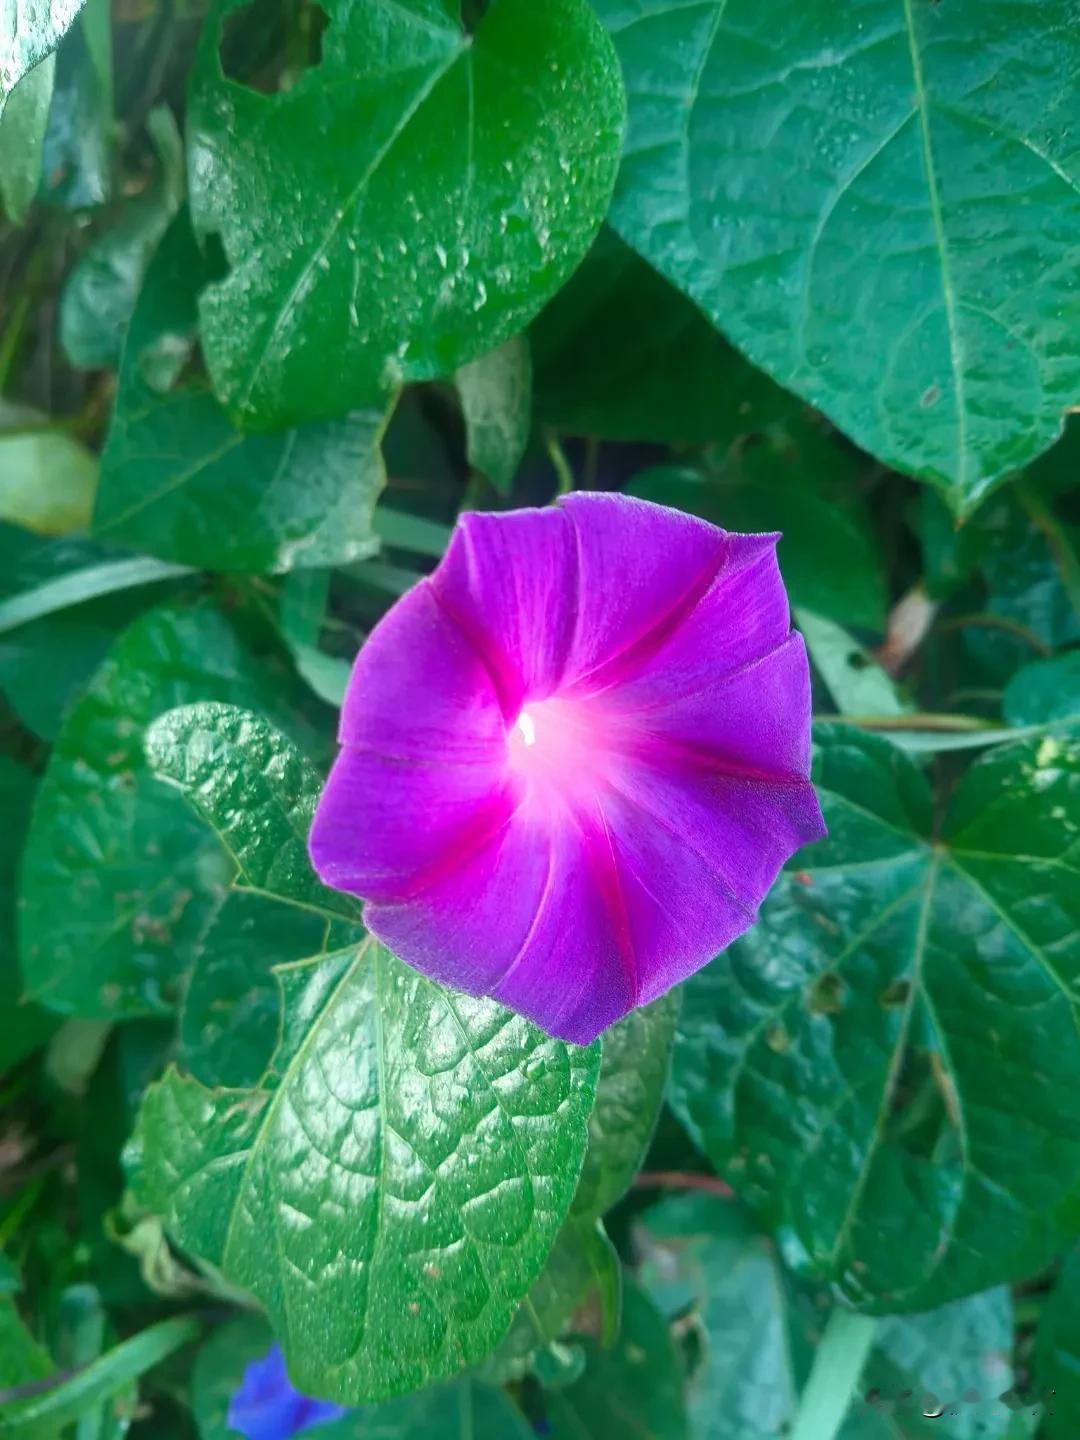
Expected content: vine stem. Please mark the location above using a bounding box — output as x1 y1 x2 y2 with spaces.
788 1308 878 1440
632 1170 733 1198
842 711 999 733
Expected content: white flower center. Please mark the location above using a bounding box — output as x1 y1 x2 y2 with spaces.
516 711 537 747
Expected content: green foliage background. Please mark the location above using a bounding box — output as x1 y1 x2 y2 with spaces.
1 0 1079 1435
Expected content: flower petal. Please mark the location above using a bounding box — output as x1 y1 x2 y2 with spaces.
596 761 825 1004
617 633 815 780
601 531 792 709
338 580 505 761
309 743 520 904
432 493 731 708
310 492 825 1045
363 805 636 1044
363 749 823 1044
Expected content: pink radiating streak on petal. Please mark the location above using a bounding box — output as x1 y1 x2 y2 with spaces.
309 492 825 1044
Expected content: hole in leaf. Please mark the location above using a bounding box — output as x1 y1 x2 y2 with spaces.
220 0 329 94
806 970 845 1016
201 231 230 285
879 978 911 1009
461 0 491 33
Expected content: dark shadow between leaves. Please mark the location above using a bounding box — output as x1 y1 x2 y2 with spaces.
219 0 329 94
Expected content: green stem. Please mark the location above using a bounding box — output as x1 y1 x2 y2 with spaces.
789 1308 877 1440
1019 481 1080 621
0 1315 200 1431
842 712 999 733
936 611 1050 656
545 432 574 496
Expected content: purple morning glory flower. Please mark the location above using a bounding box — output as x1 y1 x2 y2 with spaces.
309 492 824 1044
227 1345 346 1440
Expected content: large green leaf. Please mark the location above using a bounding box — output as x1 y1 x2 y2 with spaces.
17 609 286 1019
130 701 600 1400
630 421 887 631
93 210 390 573
127 944 600 1403
595 0 1080 514
572 992 679 1221
532 228 797 445
670 722 1080 1310
544 1282 687 1440
0 0 84 109
187 0 624 429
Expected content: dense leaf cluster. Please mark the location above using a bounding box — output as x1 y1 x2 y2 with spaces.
1 1 1079 1437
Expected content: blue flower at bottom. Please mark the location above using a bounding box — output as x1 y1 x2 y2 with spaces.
227 1345 347 1440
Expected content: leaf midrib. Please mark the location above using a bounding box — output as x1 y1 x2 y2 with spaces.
901 0 966 489
219 938 372 1270
233 25 469 410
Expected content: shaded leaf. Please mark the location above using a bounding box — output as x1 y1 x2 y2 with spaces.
637 1194 1031 1440
457 335 531 496
93 209 390 574
481 1218 620 1384
1036 1247 1080 1438
0 1317 200 1437
278 570 351 710
572 991 679 1221
59 106 184 371
630 423 886 630
1003 654 1080 727
18 608 289 1019
0 1289 53 1391
39 14 109 209
636 1195 803 1440
533 228 797 445
191 1314 535 1440
544 1282 687 1440
0 758 54 1070
178 889 324 1090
